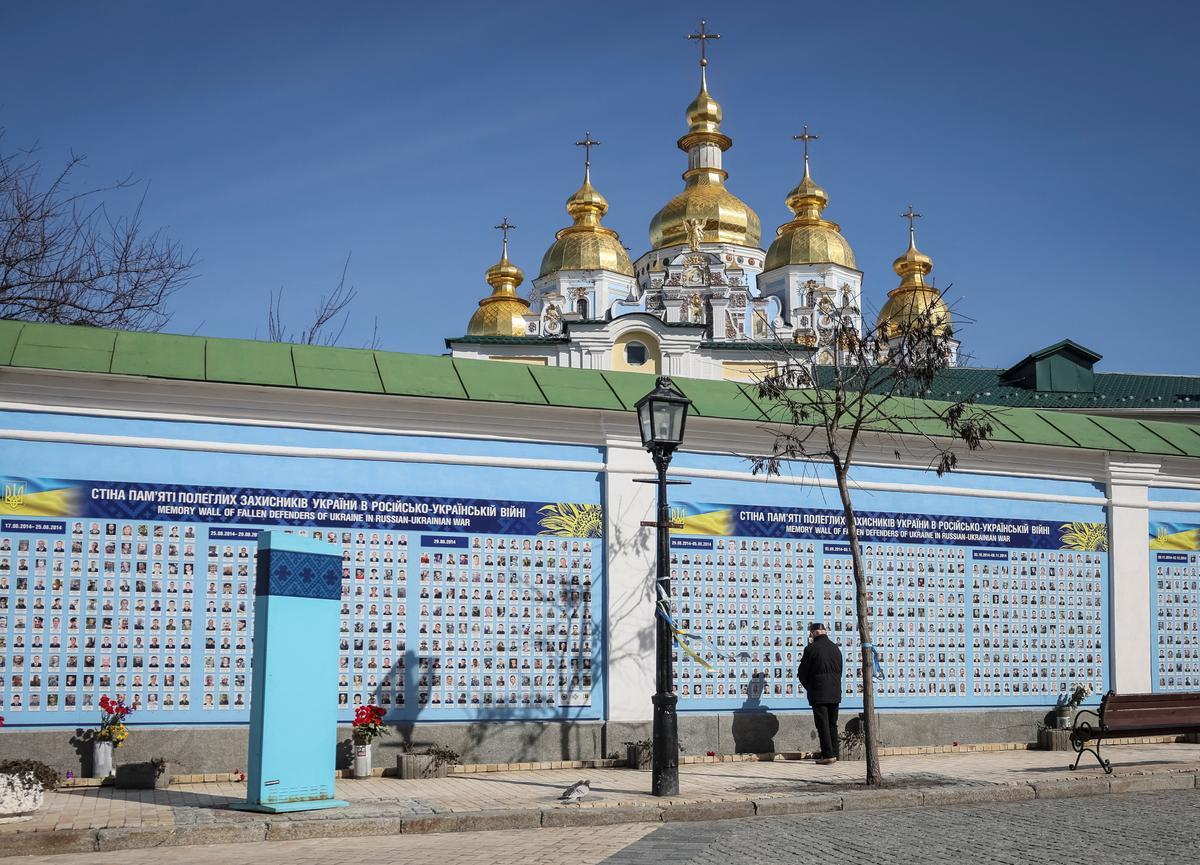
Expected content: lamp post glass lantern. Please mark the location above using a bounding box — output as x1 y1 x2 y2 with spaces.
634 376 691 797
636 379 689 451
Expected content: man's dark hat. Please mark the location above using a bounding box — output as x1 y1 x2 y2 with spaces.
808 622 825 632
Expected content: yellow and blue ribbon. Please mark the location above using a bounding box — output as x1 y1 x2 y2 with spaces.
861 642 885 679
656 598 740 670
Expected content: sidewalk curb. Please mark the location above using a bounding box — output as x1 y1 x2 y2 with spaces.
6 771 1197 858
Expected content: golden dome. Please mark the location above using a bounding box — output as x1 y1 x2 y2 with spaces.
649 78 760 250
467 233 531 337
538 169 634 278
685 87 723 135
650 181 762 249
765 224 856 271
876 227 952 338
764 160 856 270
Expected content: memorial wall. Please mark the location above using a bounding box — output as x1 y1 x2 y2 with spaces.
2 394 1200 769
665 458 1110 712
0 427 605 727
1149 487 1200 692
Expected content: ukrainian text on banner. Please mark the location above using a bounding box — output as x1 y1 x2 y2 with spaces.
667 498 1108 711
1149 514 1200 692
0 475 604 727
1 476 602 537
670 501 1106 550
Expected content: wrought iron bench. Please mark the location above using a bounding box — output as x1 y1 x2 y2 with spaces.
1070 690 1200 774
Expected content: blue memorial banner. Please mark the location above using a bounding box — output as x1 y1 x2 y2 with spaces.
0 472 605 727
1 475 602 538
671 501 1106 551
668 495 1109 711
1149 511 1200 693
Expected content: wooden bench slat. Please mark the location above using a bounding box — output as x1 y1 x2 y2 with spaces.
1100 690 1200 733
1107 693 1200 708
1072 690 1200 774
1099 719 1200 734
1107 707 1200 720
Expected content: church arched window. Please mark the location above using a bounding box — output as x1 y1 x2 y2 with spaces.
576 298 589 319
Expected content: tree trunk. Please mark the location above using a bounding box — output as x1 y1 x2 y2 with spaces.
834 465 883 785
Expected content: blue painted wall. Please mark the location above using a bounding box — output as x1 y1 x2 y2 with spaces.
0 414 605 727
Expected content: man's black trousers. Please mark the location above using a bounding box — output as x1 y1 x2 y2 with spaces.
811 702 840 758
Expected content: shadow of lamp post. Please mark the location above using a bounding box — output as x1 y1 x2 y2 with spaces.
633 375 692 797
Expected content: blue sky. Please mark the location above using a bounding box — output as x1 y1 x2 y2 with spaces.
3 1 1197 373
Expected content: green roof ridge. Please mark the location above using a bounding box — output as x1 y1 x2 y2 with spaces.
3 318 1200 458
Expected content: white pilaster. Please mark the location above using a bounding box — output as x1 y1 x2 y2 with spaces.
602 437 658 722
1107 456 1159 693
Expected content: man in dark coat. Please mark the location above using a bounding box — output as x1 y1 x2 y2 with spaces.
797 622 843 764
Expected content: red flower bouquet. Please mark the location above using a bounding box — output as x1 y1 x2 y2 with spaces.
352 704 389 745
97 695 134 747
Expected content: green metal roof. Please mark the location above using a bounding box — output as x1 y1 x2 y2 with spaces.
834 363 1200 410
813 339 1200 410
2 319 1200 460
918 366 1200 409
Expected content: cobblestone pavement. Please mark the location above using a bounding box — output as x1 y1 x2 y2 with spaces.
10 742 1198 836
7 823 659 865
600 790 1200 865
11 790 1198 865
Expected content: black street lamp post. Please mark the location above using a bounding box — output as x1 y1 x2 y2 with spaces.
634 376 691 797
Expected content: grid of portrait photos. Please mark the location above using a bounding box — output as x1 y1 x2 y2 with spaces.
1153 551 1200 690
672 538 817 702
1 519 206 718
325 528 409 714
413 534 595 711
0 518 600 723
966 548 1104 698
672 534 1107 707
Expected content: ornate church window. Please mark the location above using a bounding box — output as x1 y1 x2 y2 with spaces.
576 298 589 319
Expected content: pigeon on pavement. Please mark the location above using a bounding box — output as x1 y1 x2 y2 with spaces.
558 779 591 803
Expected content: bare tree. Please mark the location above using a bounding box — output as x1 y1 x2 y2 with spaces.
266 252 379 348
0 129 195 329
750 288 994 786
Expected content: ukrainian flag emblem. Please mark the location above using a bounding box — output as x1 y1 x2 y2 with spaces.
4 482 25 509
669 502 734 536
1149 521 1200 551
0 477 77 517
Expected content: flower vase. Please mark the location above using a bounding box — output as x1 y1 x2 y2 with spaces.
352 741 372 779
92 740 114 779
1055 706 1073 729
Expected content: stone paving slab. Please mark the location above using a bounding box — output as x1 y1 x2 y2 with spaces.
1 743 1198 857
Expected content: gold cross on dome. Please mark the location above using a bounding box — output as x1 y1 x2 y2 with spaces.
688 18 720 78
495 217 516 256
793 125 819 167
900 204 923 245
575 131 601 179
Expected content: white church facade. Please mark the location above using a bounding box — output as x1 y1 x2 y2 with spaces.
448 32 956 379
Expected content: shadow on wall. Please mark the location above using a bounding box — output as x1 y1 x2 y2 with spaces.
334 502 635 768
383 502 635 767
68 727 97 776
730 672 779 754
336 649 420 770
